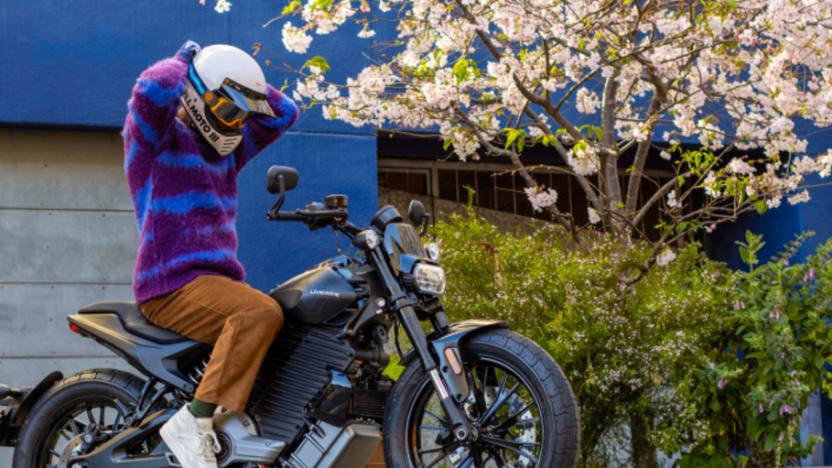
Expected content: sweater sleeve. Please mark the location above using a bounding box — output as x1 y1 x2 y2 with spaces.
234 85 300 171
124 53 189 153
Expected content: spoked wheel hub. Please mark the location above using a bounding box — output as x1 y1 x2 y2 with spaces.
41 399 132 468
408 357 544 467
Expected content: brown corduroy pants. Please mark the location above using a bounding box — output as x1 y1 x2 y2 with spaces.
140 275 283 413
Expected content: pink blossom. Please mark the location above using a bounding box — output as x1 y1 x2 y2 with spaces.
717 378 727 390
779 404 795 416
769 308 781 320
804 268 816 283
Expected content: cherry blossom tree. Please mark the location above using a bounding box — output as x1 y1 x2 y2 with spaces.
215 0 831 259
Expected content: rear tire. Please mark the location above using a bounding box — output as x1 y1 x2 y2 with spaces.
12 368 147 468
383 328 580 467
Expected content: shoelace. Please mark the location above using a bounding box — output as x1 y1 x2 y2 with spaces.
198 431 221 459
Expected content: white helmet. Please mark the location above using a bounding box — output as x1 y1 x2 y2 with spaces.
180 44 275 156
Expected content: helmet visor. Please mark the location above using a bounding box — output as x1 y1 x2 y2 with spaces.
219 80 276 118
187 64 275 131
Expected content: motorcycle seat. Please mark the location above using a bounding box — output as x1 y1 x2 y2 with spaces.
78 302 189 344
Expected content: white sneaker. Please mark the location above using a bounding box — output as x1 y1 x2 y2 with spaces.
159 405 221 468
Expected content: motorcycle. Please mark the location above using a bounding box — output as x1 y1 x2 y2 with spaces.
0 165 579 467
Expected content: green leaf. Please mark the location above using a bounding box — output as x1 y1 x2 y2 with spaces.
383 354 405 381
754 200 768 215
302 55 330 74
452 57 470 84
281 0 301 15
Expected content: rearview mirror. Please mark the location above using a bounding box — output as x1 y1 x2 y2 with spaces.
408 200 427 226
408 200 432 236
266 166 299 194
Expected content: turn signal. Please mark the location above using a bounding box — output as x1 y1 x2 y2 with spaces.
444 347 463 375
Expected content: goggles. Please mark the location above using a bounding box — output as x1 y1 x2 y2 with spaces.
187 64 275 130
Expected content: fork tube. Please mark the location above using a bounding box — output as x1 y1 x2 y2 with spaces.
369 249 473 440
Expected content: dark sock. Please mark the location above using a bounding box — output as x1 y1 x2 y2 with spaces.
188 399 218 418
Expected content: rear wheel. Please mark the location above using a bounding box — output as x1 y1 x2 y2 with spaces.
12 369 152 468
383 329 580 467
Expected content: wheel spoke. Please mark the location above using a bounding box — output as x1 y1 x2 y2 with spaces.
86 407 97 426
67 417 84 435
471 445 486 468
425 409 449 426
479 435 539 463
468 366 488 416
478 377 520 426
486 447 507 466
421 442 462 468
491 401 537 433
457 453 474 468
420 425 445 431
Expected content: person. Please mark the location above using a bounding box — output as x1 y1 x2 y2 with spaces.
122 40 299 468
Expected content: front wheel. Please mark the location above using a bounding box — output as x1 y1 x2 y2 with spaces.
383 329 580 467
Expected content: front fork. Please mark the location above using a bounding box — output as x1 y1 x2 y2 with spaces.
397 305 475 441
369 249 475 441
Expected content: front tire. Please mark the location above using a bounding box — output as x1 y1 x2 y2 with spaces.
383 329 580 467
13 369 148 468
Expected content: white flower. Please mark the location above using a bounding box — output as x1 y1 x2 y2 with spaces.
358 27 376 38
282 22 313 54
787 190 810 205
575 88 600 114
726 158 755 175
703 172 720 198
567 141 600 176
524 187 558 212
666 191 679 208
656 248 677 267
660 150 671 161
587 207 601 224
214 0 231 13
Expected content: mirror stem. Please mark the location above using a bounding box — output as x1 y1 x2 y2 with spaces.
267 175 287 219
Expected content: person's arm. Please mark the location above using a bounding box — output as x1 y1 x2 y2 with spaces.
123 42 199 153
234 85 300 170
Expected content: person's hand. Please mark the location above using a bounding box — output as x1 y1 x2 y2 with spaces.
176 40 201 62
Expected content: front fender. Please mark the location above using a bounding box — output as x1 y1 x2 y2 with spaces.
402 319 507 402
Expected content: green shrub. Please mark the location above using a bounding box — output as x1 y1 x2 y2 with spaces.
677 232 832 467
432 208 735 466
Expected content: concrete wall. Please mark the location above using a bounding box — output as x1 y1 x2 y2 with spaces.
0 128 133 463
0 127 134 386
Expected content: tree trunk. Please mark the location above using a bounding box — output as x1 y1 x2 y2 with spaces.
629 412 659 468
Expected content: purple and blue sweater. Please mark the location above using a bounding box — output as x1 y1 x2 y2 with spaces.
123 50 299 304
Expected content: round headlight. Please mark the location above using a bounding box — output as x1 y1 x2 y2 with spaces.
364 230 380 249
425 242 441 261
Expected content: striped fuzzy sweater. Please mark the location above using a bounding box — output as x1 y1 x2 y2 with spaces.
122 50 299 303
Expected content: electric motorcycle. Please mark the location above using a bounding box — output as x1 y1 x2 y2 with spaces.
0 165 579 467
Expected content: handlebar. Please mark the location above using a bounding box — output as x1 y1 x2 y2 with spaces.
268 208 349 221
267 207 362 236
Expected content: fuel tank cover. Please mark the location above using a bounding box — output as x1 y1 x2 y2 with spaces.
270 266 357 324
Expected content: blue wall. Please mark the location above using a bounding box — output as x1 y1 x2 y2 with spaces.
0 1 378 288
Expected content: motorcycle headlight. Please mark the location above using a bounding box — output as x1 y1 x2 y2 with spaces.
412 263 446 295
